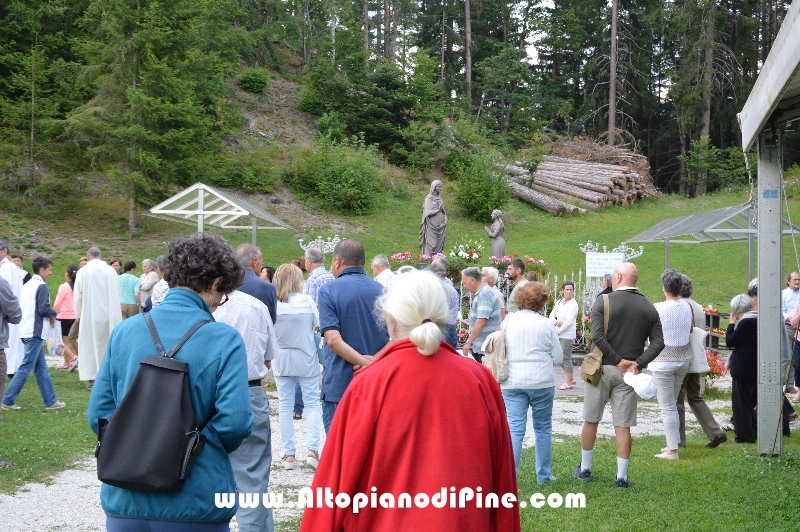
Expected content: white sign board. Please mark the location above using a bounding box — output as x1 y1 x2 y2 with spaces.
586 252 625 277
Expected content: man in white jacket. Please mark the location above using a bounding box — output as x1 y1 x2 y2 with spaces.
0 241 23 374
550 280 579 389
74 247 121 389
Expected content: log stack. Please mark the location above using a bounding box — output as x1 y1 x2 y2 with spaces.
504 155 657 216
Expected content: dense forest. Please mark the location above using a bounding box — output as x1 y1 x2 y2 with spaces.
1 0 799 230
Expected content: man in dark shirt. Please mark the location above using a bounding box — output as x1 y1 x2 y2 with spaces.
236 244 277 324
318 239 389 433
574 262 664 489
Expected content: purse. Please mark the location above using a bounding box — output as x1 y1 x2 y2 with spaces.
482 317 509 383
688 327 710 373
580 294 609 386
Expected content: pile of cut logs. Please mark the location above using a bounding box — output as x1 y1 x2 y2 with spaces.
504 156 657 216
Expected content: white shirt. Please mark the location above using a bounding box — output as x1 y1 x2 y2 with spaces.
549 297 578 339
213 290 277 381
374 268 395 289
501 310 563 389
782 287 800 321
151 279 170 307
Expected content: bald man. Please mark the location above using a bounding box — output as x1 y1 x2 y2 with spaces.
574 262 664 489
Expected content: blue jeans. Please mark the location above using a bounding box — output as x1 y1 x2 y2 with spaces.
275 375 322 458
502 387 555 483
322 400 339 434
3 337 57 407
294 381 304 416
229 386 273 532
444 324 458 349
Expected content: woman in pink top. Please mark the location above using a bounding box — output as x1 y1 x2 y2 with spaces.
53 264 79 369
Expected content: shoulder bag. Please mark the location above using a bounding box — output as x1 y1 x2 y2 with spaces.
580 294 609 386
482 317 509 383
95 313 214 492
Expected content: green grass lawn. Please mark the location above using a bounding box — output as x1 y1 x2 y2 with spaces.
517 432 800 530
0 367 94 493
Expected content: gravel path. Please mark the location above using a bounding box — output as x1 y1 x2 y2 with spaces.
0 364 743 531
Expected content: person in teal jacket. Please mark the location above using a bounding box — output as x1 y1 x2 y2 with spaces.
88 234 253 532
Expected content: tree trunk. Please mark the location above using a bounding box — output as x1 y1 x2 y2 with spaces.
465 0 472 100
128 195 138 240
363 0 369 67
441 9 446 81
679 131 690 196
30 43 35 187
696 1 715 197
509 182 566 216
608 0 618 147
384 0 390 59
390 1 398 64
376 2 382 65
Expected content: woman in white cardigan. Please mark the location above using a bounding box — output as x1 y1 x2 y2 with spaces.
502 282 563 483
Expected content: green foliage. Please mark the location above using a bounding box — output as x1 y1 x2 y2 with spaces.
283 139 383 214
450 152 511 222
297 85 323 115
238 68 270 94
209 146 281 193
678 139 753 193
317 111 347 143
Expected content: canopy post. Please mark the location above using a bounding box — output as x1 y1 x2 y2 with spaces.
251 216 257 246
664 238 670 269
757 129 783 456
197 187 204 233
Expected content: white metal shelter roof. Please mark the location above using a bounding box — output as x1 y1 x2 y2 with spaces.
739 0 800 150
628 202 800 244
145 183 294 238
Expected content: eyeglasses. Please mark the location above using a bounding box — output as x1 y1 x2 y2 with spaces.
218 293 229 306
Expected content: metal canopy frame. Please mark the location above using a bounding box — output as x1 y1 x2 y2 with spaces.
145 183 294 244
735 0 800 456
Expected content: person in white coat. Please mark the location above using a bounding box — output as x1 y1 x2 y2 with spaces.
0 241 24 375
73 247 122 388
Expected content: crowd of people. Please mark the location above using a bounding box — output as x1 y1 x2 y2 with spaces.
1 233 798 530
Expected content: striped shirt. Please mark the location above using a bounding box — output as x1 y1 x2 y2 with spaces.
469 283 502 353
303 266 335 305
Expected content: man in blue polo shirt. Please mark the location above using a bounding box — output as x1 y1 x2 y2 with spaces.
318 238 389 433
236 244 277 324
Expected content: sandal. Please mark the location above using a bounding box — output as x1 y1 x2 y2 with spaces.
721 424 735 432
558 383 575 390
56 364 70 370
307 450 319 469
69 358 78 372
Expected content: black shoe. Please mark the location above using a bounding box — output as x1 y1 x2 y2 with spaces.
572 465 592 482
615 477 629 489
86 380 94 390
706 433 728 448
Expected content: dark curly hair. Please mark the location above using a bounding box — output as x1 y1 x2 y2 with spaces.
515 281 549 312
163 234 243 294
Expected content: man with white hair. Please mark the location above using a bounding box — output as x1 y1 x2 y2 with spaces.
236 244 277 324
0 241 23 374
429 257 459 348
371 254 395 289
214 290 277 532
302 247 334 305
462 266 502 364
74 247 122 388
482 266 506 320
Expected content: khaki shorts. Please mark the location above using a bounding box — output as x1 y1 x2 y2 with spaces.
68 318 80 340
582 364 638 427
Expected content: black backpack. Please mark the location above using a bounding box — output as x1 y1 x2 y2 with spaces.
95 313 214 492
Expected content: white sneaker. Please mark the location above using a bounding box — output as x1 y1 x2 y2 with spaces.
45 401 66 410
281 456 296 470
654 451 679 460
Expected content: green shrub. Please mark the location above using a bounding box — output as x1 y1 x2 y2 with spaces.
238 68 270 95
317 112 348 143
297 85 323 115
450 153 511 222
284 141 383 214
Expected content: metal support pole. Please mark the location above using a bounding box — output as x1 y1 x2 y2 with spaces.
664 238 670 270
251 216 258 246
197 187 204 233
757 129 783 456
748 231 755 283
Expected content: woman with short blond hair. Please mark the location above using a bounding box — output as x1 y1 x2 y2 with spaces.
272 263 322 469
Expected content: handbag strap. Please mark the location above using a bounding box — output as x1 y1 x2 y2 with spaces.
144 312 211 359
602 294 610 334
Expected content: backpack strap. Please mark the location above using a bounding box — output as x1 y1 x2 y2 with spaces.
144 312 211 359
602 294 610 334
